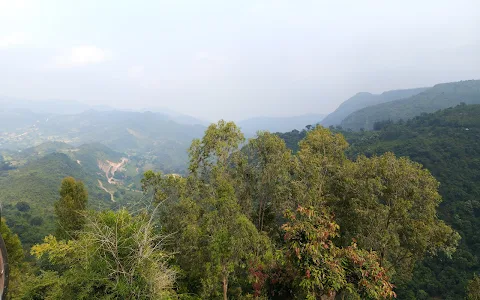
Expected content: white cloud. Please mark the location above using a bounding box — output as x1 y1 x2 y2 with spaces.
0 32 29 49
54 46 110 68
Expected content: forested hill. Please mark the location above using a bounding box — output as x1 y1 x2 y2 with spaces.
279 104 480 298
0 142 143 247
321 87 428 127
340 80 480 130
0 153 107 247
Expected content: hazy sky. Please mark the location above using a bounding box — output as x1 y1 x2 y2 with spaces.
1 0 479 121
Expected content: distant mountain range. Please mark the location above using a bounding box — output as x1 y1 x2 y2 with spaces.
238 114 326 137
319 79 480 131
340 80 480 130
0 96 207 126
3 79 480 175
320 87 428 127
0 110 207 174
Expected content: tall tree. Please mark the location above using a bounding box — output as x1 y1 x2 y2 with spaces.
54 177 88 239
188 119 245 178
234 131 292 233
332 153 459 280
291 126 349 208
144 121 271 299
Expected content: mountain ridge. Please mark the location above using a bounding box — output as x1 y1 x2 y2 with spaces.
321 87 429 127
340 79 480 130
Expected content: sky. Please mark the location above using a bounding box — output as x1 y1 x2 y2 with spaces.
1 0 479 121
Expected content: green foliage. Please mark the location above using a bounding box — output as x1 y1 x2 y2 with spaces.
141 121 454 298
275 129 307 153
0 153 111 246
0 217 24 266
15 201 30 212
467 275 480 300
235 131 292 233
282 206 395 299
0 218 28 299
27 209 175 299
54 177 88 239
339 104 480 299
147 121 271 299
188 119 245 175
5 115 463 299
335 153 459 280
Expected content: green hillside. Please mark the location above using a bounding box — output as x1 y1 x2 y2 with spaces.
340 80 480 130
0 153 110 246
321 87 428 126
0 142 146 247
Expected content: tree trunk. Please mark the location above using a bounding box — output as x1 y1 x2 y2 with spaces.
222 274 228 300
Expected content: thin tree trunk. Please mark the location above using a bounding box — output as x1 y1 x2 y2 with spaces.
222 274 228 300
258 198 264 231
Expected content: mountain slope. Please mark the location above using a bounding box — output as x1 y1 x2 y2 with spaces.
321 87 428 127
0 141 148 246
0 153 111 246
341 80 480 130
238 114 325 136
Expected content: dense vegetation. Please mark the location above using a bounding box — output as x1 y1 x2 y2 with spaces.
0 149 130 247
0 153 108 247
340 80 480 130
345 104 480 299
280 104 480 299
0 140 172 247
3 120 460 299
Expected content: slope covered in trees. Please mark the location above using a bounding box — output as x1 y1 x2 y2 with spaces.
0 142 146 247
321 87 428 127
344 104 480 299
0 153 111 247
340 80 480 130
